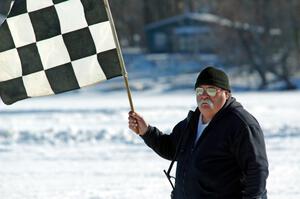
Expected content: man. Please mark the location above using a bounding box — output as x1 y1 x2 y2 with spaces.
128 66 268 199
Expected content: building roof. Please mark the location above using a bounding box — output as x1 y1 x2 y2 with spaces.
145 12 222 30
145 12 281 35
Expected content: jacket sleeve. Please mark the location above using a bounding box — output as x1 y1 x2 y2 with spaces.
140 119 186 161
233 124 269 199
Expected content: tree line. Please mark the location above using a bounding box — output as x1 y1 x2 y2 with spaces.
109 0 300 89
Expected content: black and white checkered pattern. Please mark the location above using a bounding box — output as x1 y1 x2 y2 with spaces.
0 0 122 105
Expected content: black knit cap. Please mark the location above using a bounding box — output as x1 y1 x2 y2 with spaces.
194 66 231 92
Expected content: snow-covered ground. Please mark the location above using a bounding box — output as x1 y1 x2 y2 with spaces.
0 90 300 199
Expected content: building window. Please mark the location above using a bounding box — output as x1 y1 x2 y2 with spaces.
154 32 167 50
173 26 213 53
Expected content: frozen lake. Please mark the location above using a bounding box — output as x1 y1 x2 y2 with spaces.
0 90 300 199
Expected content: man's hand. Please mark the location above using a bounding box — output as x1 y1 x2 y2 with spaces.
128 111 148 136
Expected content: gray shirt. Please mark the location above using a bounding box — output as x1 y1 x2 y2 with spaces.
195 114 209 144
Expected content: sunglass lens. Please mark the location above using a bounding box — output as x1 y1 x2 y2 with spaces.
206 88 217 96
196 88 204 96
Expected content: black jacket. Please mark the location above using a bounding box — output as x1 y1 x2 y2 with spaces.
141 97 268 199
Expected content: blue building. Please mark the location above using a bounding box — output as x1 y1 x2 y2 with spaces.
145 12 222 54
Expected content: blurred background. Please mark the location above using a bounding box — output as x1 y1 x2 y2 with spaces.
1 1 300 199
105 0 300 92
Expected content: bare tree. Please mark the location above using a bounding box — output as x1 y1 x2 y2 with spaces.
214 0 300 89
107 0 299 90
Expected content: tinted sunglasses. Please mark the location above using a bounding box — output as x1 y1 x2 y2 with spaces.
195 87 219 97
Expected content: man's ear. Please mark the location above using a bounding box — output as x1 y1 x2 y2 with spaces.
225 91 231 100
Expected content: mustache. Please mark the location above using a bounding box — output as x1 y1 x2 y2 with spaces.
198 99 214 107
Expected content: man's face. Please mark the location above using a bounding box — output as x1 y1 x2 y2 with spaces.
196 85 229 116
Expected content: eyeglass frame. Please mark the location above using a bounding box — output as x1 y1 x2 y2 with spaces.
195 86 222 97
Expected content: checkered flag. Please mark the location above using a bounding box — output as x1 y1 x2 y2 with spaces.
0 0 123 105
0 0 14 26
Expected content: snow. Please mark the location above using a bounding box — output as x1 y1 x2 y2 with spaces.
0 90 300 199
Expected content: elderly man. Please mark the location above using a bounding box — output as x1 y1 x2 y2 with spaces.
128 66 268 199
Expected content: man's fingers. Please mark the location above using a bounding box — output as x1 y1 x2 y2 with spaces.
128 116 139 125
129 120 138 127
128 111 146 135
129 111 143 121
128 115 140 132
129 124 138 131
128 122 139 134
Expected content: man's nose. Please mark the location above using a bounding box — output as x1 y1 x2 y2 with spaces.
198 93 209 99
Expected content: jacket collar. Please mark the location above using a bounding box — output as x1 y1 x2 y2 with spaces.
186 97 240 148
190 97 239 136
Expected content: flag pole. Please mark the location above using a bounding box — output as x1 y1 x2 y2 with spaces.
103 0 135 112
